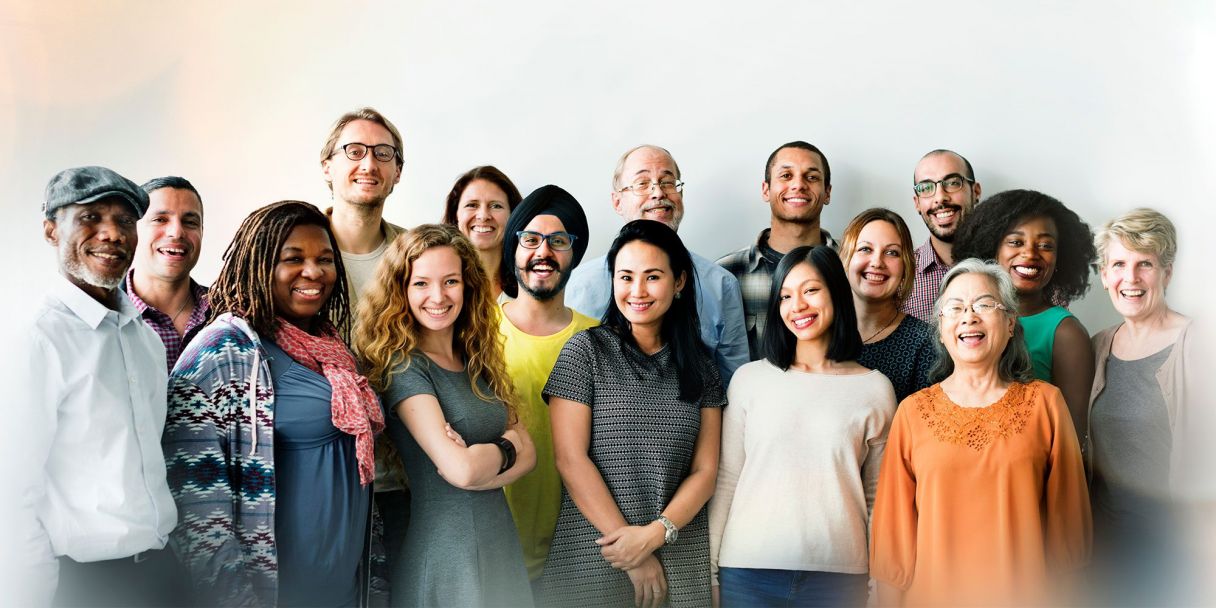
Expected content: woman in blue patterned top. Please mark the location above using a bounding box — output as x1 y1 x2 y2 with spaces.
165 201 382 607
840 208 935 402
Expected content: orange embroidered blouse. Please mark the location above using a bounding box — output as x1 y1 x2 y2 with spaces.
869 381 1092 606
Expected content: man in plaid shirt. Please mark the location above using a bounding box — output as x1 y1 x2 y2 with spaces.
124 176 209 371
717 141 839 361
901 150 982 321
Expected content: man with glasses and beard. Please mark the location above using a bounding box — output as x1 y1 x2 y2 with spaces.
718 141 839 360
497 185 598 591
566 144 749 383
4 167 181 606
320 107 407 306
320 108 408 591
902 149 982 321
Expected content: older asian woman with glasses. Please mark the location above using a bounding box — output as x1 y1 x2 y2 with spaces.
869 259 1091 606
1087 208 1197 604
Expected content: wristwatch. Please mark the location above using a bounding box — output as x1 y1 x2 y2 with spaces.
493 436 517 474
656 515 678 545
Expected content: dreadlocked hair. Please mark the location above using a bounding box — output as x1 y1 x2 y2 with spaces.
207 200 351 337
353 224 518 423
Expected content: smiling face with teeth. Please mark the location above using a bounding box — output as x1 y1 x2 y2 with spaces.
938 272 1016 369
612 240 686 334
763 147 831 225
611 147 685 230
514 214 574 302
845 220 905 304
45 198 138 303
322 119 402 209
271 224 338 331
407 245 466 337
778 261 835 345
996 214 1059 305
1101 237 1171 322
456 179 511 252
136 187 203 284
912 151 979 245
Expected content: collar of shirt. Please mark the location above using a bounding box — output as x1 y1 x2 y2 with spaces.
123 267 210 320
324 205 403 247
915 238 947 274
750 227 839 272
52 272 140 330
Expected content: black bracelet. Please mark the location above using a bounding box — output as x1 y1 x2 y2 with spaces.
493 436 516 474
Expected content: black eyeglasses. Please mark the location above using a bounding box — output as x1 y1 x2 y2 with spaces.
333 142 399 163
914 174 973 198
516 231 577 251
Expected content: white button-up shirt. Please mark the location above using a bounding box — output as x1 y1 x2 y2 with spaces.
3 274 177 601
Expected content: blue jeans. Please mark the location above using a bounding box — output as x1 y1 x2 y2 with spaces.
719 567 868 608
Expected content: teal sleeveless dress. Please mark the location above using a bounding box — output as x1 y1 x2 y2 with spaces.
1018 306 1074 381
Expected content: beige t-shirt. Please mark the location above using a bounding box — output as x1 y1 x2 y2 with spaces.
339 220 406 312
709 360 896 578
328 215 406 491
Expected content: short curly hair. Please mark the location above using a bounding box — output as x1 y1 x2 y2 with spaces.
952 189 1096 304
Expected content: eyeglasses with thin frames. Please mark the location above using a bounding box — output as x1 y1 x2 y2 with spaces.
617 179 685 196
938 298 1008 319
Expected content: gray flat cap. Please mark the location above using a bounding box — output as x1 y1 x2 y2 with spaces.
43 166 149 219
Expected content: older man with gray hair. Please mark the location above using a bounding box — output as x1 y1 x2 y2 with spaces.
565 144 749 383
3 166 181 606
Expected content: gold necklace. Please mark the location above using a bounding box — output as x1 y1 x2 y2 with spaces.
863 311 899 344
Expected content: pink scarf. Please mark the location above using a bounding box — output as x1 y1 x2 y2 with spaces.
274 319 384 485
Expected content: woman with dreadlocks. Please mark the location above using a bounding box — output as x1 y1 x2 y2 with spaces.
164 201 384 607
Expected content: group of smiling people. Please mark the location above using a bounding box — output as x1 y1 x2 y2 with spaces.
18 118 1201 608
169 179 1192 607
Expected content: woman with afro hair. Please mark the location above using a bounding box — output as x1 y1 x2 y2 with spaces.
952 189 1097 440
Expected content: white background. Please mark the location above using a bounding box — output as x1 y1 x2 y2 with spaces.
1 0 1213 333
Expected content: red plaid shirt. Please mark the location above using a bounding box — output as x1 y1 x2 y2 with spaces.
901 239 951 322
124 269 211 372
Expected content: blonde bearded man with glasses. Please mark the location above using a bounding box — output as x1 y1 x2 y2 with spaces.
565 144 749 384
319 107 408 602
902 149 982 321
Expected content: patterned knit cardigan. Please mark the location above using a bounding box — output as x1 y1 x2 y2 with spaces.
165 314 279 606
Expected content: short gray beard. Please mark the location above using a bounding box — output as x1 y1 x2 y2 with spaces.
61 242 125 291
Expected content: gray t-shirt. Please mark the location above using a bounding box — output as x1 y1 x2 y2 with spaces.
379 354 532 607
1090 344 1174 527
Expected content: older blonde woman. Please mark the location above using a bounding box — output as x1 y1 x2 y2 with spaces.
1088 208 1194 603
869 259 1091 606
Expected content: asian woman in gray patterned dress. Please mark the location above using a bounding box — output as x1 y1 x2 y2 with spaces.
542 220 724 608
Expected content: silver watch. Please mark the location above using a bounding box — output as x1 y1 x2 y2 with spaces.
656 515 678 545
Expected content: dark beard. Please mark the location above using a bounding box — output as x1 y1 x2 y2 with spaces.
515 259 570 301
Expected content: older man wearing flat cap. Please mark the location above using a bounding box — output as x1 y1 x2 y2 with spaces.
497 185 599 587
2 166 181 606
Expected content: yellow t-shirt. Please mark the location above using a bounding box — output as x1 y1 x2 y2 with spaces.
499 304 599 580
